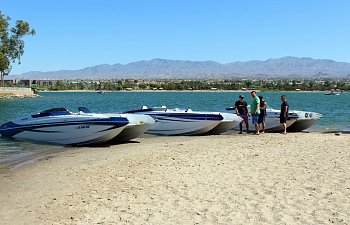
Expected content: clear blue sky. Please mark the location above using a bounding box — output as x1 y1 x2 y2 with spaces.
2 0 350 74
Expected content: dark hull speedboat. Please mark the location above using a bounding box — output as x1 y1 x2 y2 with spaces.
0 108 129 146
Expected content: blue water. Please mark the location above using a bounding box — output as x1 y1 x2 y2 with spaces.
0 91 349 162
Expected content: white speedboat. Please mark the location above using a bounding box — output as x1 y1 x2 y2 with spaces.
286 110 322 132
162 109 242 135
0 108 129 146
124 106 223 136
264 108 322 132
325 92 340 96
78 107 155 143
325 90 341 95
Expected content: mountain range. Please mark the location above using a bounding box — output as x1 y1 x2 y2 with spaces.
9 56 350 80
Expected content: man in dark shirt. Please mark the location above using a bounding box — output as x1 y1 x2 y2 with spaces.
280 95 289 134
235 95 249 134
258 96 267 133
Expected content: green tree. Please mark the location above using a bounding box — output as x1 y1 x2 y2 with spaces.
0 11 35 86
52 80 66 90
243 80 252 88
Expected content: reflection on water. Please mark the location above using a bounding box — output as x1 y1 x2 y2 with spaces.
0 137 63 163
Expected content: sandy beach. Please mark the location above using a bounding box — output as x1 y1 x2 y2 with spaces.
0 133 349 224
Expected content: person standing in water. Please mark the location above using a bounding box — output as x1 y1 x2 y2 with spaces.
235 95 249 134
250 91 261 135
258 95 267 133
280 95 289 134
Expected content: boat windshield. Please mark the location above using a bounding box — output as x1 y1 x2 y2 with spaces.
32 108 71 118
78 107 94 114
123 108 154 113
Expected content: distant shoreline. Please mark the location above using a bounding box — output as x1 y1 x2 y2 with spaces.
0 88 39 99
40 89 332 93
0 93 40 99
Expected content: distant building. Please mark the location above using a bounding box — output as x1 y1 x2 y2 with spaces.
4 79 58 87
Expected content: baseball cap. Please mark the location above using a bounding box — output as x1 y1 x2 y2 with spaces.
239 95 244 98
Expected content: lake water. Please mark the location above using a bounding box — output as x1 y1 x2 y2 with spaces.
0 91 349 162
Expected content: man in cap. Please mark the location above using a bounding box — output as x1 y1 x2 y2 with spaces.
235 95 249 134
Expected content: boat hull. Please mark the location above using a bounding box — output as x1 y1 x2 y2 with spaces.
205 121 237 135
0 116 129 146
98 113 155 142
264 109 298 132
124 107 224 136
233 116 297 133
287 111 322 132
147 117 221 136
265 118 296 132
108 123 151 143
204 113 242 135
287 119 317 132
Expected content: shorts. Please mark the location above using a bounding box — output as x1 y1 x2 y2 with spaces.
280 116 287 124
252 115 259 125
239 114 248 124
258 115 266 124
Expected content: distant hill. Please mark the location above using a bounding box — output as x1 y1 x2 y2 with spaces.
9 57 350 80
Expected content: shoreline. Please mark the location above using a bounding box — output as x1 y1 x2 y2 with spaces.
40 89 334 93
0 146 67 174
0 93 40 99
1 130 348 173
0 88 38 99
0 133 349 224
0 134 159 173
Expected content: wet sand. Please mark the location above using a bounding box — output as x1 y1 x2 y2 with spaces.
0 133 349 224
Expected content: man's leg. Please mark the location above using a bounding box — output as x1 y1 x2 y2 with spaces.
255 124 260 134
262 123 266 133
245 117 249 132
253 116 259 134
283 123 287 134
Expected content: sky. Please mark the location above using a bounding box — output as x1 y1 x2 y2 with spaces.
2 0 350 74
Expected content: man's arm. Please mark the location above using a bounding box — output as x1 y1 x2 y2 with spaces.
234 102 239 115
254 103 259 114
284 105 288 117
244 103 250 116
